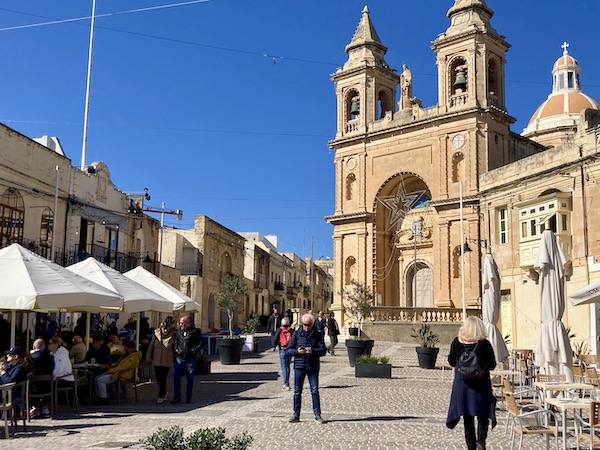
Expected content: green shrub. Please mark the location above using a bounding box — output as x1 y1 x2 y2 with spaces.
356 354 389 365
410 324 440 348
140 426 253 450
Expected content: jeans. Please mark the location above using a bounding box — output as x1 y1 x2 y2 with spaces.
173 357 197 400
154 366 170 398
95 373 117 399
279 349 291 386
270 332 277 348
463 415 489 450
293 366 321 417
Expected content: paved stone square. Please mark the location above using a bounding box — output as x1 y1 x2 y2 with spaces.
2 340 561 449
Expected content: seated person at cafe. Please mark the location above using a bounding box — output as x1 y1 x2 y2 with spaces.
48 336 74 384
0 346 29 385
107 334 125 356
94 341 141 405
28 339 54 417
69 335 87 364
85 335 111 365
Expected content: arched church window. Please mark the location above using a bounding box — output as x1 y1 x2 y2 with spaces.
0 188 25 247
347 90 360 121
221 251 232 275
346 173 356 201
488 59 499 101
40 207 54 259
344 256 356 285
451 152 465 183
450 57 468 97
377 90 391 119
452 246 461 279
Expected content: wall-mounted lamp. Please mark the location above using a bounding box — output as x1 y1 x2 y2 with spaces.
462 239 488 253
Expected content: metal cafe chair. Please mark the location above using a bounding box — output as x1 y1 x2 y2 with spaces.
0 382 15 439
26 375 55 422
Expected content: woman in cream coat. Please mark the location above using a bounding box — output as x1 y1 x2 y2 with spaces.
145 322 175 403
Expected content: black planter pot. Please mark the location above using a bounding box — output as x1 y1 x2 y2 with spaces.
195 359 212 375
217 338 244 365
355 363 392 378
345 339 374 367
415 346 439 369
348 327 359 336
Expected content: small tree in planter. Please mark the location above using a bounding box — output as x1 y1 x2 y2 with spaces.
342 279 375 366
242 314 261 353
411 323 440 369
342 279 374 339
216 273 248 364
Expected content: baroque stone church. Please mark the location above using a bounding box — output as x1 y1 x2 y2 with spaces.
327 0 600 356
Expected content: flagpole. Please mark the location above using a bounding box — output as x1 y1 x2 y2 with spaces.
81 0 97 170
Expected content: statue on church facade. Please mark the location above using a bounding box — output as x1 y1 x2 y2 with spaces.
400 64 413 109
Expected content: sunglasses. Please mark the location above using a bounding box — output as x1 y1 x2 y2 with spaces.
302 323 312 327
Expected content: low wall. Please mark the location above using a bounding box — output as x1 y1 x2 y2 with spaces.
362 322 461 346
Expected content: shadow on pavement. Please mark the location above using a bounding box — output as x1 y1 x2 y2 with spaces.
330 415 421 422
11 422 116 439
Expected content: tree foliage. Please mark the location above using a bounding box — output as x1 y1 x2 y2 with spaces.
216 273 248 338
341 279 374 338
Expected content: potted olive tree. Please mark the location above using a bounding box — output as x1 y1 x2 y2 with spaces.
343 280 375 367
216 273 248 365
241 314 261 353
411 323 440 369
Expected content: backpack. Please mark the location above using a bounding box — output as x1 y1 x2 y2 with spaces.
279 328 292 347
457 342 483 381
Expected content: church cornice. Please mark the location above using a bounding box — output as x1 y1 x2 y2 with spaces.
432 29 509 52
325 211 373 225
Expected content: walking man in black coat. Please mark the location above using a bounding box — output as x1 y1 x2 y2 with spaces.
172 314 203 404
267 308 282 351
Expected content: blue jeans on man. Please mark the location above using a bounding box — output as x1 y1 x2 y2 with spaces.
173 357 197 402
279 349 291 388
293 366 321 417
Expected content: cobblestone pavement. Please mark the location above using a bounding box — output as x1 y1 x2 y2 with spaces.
2 339 564 449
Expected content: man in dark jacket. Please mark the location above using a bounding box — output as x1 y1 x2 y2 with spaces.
286 313 326 423
172 314 203 404
267 308 282 351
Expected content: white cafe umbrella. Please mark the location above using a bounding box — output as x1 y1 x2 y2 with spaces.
481 253 509 363
67 258 174 314
124 266 200 312
0 243 123 312
534 230 573 380
569 278 600 306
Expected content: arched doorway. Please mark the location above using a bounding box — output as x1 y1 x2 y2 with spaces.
407 261 434 308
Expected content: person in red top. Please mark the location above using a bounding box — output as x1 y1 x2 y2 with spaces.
274 317 293 391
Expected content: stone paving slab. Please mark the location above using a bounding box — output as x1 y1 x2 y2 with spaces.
0 342 567 449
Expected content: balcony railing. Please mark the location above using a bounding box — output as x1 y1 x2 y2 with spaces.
371 306 480 323
181 262 201 276
254 273 267 290
274 281 285 291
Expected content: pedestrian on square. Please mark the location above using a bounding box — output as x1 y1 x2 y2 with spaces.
287 313 326 424
146 322 175 404
267 308 282 351
446 316 496 450
325 311 340 355
274 317 294 391
314 311 326 333
172 314 203 404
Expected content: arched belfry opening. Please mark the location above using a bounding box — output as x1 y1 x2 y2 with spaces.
377 89 392 119
450 56 468 106
373 173 433 308
346 89 360 121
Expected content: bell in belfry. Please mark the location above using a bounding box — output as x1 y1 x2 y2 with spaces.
350 96 360 115
453 69 467 88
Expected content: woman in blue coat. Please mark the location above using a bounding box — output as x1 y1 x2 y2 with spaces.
446 316 496 450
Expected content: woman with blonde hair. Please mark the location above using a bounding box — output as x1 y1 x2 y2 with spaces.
146 322 175 403
48 336 74 384
446 316 496 450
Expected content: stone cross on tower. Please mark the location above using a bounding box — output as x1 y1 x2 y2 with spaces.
561 41 569 55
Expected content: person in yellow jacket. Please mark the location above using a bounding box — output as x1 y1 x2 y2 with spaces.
94 341 141 405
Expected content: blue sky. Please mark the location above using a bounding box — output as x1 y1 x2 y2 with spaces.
0 1 598 260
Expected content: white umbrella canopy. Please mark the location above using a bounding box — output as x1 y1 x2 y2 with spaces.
481 253 509 363
67 258 175 313
124 266 199 312
569 278 600 306
0 243 123 312
534 230 573 380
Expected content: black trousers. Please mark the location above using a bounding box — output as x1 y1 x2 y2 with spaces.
153 365 170 398
463 415 488 450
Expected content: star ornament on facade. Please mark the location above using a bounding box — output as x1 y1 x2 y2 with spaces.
378 187 426 233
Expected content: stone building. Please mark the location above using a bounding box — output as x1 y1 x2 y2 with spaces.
327 0 600 356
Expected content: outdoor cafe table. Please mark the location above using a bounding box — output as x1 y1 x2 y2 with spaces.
546 396 594 450
73 363 110 404
534 381 594 403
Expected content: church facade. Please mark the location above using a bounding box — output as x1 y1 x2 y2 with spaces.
327 0 600 358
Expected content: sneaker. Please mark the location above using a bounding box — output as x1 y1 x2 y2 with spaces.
314 416 326 424
29 407 38 419
41 407 50 416
156 398 164 404
289 415 300 423
285 385 291 391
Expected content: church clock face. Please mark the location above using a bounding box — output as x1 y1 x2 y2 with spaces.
452 134 465 149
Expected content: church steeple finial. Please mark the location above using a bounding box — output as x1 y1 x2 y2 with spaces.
561 41 569 55
343 5 388 70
